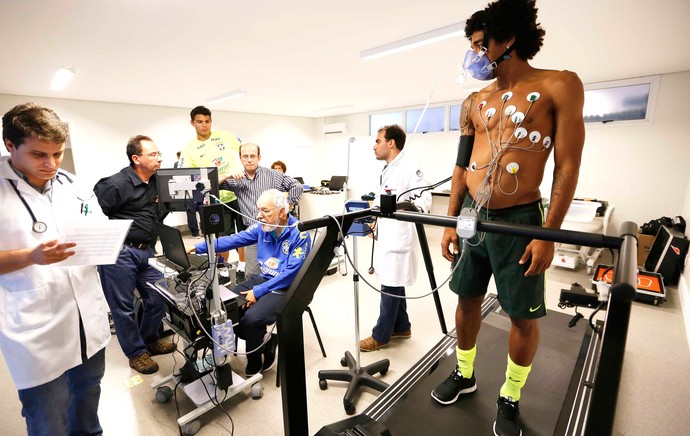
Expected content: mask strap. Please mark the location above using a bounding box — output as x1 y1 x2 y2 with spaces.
480 23 515 70
487 45 515 71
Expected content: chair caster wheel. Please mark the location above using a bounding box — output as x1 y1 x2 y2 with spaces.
319 379 328 390
340 357 347 367
181 419 201 435
344 401 356 415
251 382 263 399
368 267 375 274
155 386 173 403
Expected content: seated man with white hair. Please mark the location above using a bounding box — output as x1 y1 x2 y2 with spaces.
192 189 311 375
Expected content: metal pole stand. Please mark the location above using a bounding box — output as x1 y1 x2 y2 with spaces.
317 233 390 415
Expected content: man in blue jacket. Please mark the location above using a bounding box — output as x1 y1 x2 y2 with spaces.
193 189 311 375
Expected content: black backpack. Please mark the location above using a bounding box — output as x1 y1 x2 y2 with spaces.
640 215 686 235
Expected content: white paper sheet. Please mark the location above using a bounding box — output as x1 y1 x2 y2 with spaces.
57 219 133 266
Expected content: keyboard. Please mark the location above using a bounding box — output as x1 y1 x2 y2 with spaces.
187 254 209 270
155 254 208 272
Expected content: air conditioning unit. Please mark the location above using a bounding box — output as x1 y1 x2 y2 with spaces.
322 122 348 135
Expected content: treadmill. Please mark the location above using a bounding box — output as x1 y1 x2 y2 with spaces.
275 198 637 436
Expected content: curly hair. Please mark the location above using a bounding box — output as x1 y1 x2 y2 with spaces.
465 0 545 60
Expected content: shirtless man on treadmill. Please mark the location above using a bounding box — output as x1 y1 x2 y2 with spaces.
430 1 585 435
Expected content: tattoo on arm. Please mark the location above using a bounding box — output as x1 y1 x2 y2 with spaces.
460 93 477 136
550 171 566 203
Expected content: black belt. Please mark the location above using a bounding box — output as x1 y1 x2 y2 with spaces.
124 240 150 249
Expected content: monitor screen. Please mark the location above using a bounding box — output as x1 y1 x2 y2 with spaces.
156 167 219 213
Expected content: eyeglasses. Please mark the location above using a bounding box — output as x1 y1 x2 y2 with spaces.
139 151 162 158
241 154 258 161
258 207 275 215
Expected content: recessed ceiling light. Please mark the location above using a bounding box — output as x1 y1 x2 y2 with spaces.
51 66 75 91
206 89 247 104
361 22 466 61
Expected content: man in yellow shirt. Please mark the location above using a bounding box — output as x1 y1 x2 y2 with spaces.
180 106 246 268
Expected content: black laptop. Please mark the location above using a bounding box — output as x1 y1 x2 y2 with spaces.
157 223 209 272
329 175 348 192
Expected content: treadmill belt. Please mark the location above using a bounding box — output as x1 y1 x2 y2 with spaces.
379 308 588 436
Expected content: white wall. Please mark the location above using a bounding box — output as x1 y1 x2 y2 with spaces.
680 166 690 349
0 94 321 225
322 70 690 348
324 70 690 236
2 71 688 230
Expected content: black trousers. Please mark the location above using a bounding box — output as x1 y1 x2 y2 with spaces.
233 275 285 365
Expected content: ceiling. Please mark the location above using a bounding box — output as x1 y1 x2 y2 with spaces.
2 0 689 118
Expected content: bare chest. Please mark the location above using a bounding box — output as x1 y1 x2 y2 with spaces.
471 89 554 151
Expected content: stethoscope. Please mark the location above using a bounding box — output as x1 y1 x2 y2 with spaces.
7 178 48 233
6 172 92 233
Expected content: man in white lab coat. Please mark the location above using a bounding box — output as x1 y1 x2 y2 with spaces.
360 124 431 352
0 103 111 435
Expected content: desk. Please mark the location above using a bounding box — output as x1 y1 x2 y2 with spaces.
146 260 262 434
299 190 352 221
299 191 353 273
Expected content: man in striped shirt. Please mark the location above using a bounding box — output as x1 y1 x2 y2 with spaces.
221 143 302 275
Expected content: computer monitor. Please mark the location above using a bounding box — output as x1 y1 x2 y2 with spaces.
156 167 219 213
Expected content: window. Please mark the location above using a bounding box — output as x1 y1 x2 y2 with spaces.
583 75 659 124
369 112 403 136
449 105 461 131
406 106 444 133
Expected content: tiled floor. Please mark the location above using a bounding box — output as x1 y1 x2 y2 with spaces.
0 225 688 435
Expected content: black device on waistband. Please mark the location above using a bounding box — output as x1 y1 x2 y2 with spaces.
456 135 475 168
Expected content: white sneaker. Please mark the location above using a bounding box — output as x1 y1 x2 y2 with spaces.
237 261 246 273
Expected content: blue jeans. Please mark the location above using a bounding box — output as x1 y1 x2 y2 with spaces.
372 285 411 343
186 205 200 237
98 246 165 358
18 348 106 436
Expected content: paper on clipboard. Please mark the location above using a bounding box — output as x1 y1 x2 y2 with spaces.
57 219 133 266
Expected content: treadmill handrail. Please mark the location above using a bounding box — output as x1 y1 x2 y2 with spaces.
583 221 637 436
301 209 623 249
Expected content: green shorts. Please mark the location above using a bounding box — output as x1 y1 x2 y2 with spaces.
449 195 547 319
221 199 245 236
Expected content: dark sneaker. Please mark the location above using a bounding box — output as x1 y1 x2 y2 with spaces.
147 340 176 355
391 329 411 339
262 334 278 372
129 352 159 374
431 367 477 405
494 396 522 436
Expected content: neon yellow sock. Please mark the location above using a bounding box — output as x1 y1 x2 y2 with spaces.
456 345 476 379
500 354 532 401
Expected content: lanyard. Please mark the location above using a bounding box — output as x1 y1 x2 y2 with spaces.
7 178 48 233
